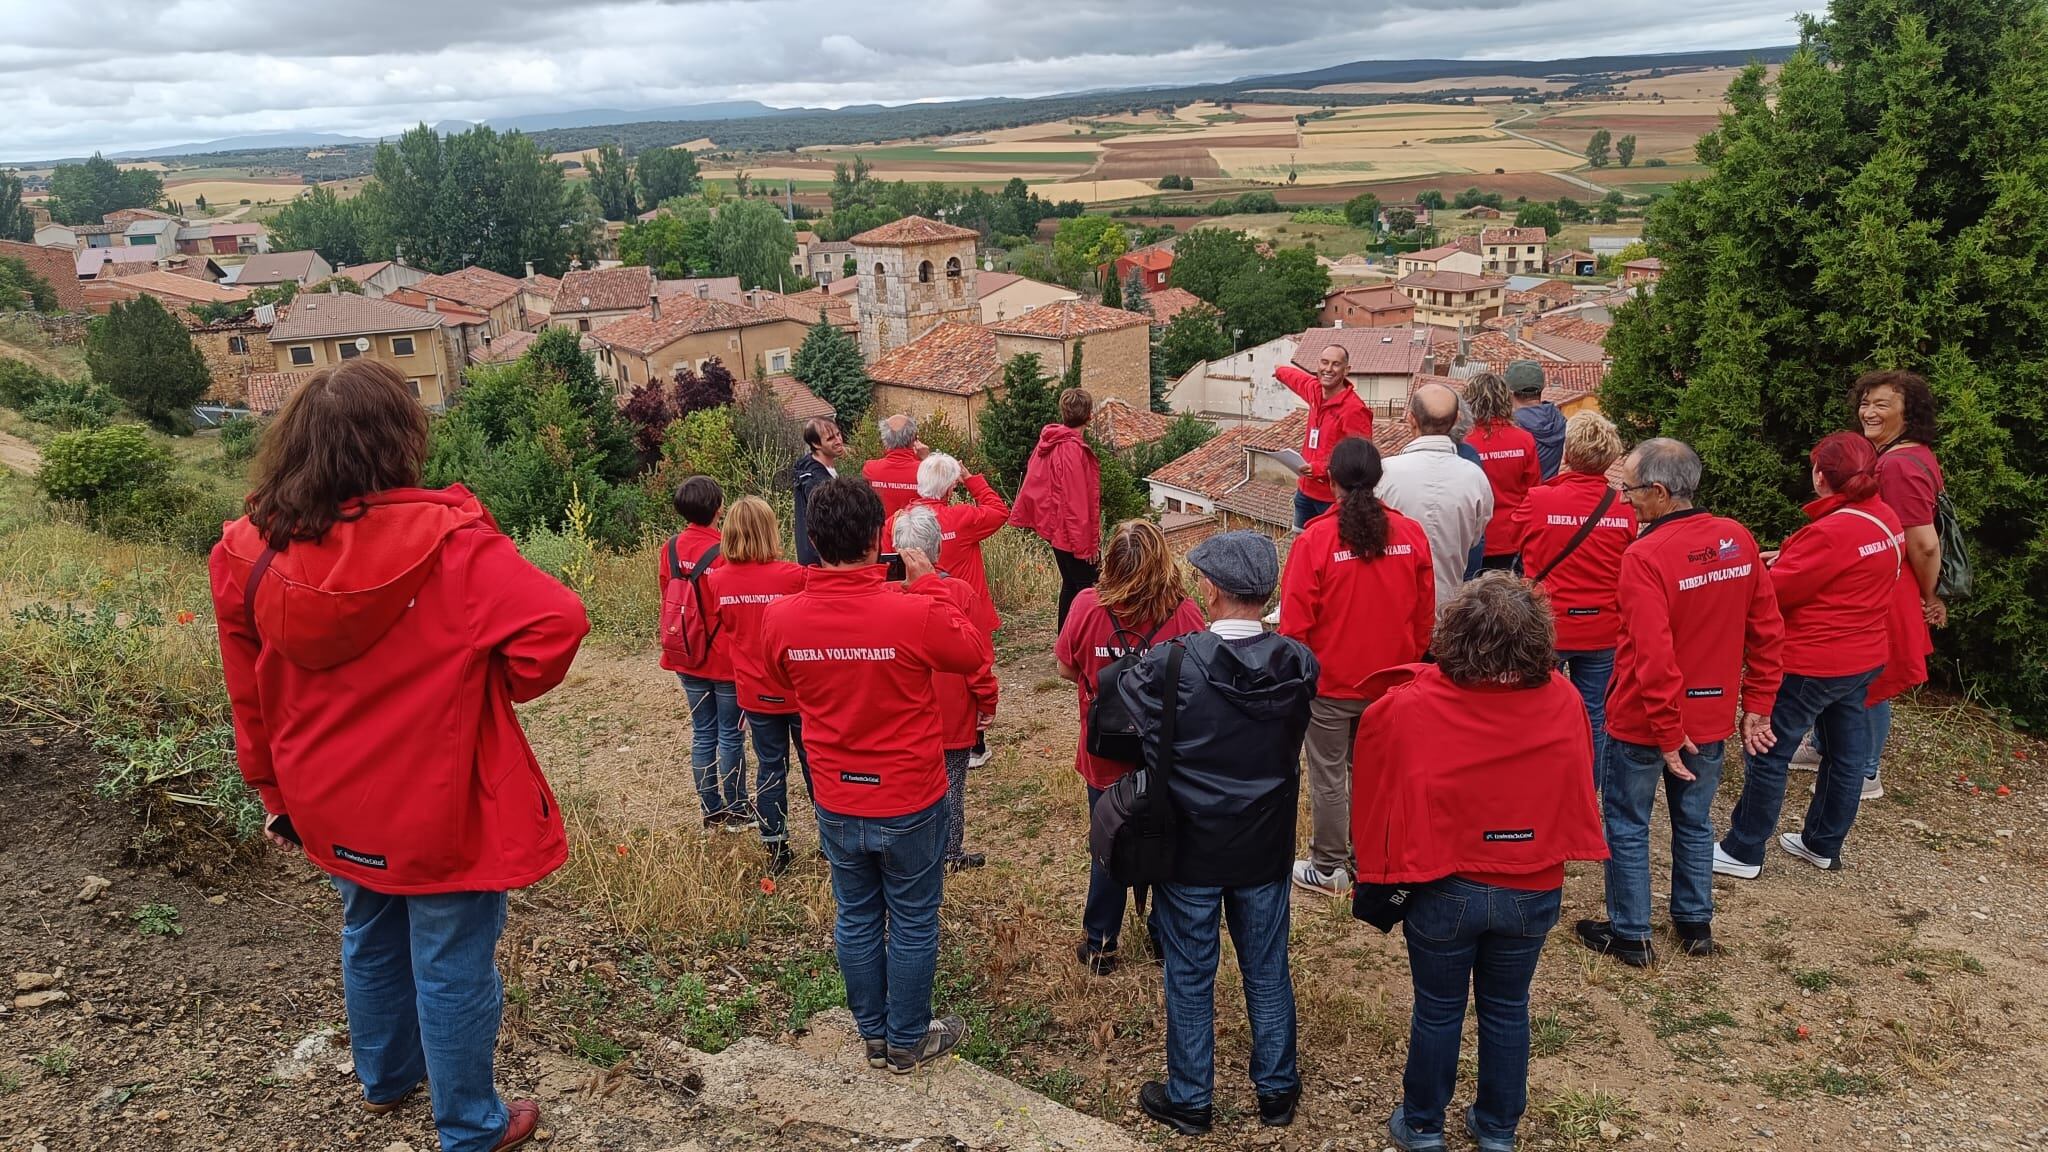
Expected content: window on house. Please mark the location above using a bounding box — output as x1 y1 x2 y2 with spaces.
337 342 360 360
873 262 886 290
288 345 313 366
917 260 933 283
408 380 422 398
391 336 415 356
818 270 832 285
769 349 790 373
945 257 961 280
578 317 590 332
228 336 248 355
1166 497 1184 513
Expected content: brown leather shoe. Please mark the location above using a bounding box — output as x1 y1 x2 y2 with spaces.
495 1099 541 1150
361 1079 425 1115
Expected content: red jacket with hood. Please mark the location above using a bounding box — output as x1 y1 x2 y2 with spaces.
1511 470 1637 651
933 576 1000 749
1278 507 1434 699
210 486 589 895
704 559 809 714
1351 665 1608 889
1008 424 1101 561
901 473 1010 633
862 447 924 518
1465 419 1543 557
759 566 992 817
1276 364 1374 503
1766 493 1904 678
657 523 730 680
1605 509 1785 753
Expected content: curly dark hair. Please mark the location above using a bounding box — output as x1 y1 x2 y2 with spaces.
805 476 885 565
1434 572 1557 689
1327 436 1389 558
1849 370 1938 448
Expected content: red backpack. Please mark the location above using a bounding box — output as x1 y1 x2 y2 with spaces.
658 537 722 667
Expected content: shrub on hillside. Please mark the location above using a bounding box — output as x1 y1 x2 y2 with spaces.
84 295 212 434
218 414 261 467
36 422 213 542
0 357 56 409
25 375 120 431
1289 208 1348 226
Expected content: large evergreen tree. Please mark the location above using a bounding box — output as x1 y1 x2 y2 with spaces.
977 353 1058 492
269 185 370 267
45 153 163 225
357 124 580 277
790 319 870 427
635 146 702 202
0 172 33 242
588 143 639 222
1601 0 2048 720
709 198 798 289
84 295 211 432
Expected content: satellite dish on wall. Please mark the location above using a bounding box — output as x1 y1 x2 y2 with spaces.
354 337 371 352
579 295 591 307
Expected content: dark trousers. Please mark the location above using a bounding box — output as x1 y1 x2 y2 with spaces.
1082 785 1157 954
1052 547 1099 632
1722 667 1881 865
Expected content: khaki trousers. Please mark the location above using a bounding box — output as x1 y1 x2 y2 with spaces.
1303 695 1367 875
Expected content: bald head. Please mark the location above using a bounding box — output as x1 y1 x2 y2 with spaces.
879 412 918 450
1410 383 1460 437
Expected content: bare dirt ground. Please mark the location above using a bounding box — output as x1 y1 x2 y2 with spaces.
0 431 39 475
6 606 2046 1151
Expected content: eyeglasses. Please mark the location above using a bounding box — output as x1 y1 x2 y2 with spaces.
1617 482 1662 494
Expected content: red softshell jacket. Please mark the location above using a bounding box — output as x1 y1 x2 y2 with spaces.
1351 665 1608 885
210 486 589 895
657 523 730 680
902 473 1010 633
1512 471 1637 651
1767 493 1905 677
1278 507 1434 699
1605 509 1785 753
1008 424 1102 560
933 575 1000 749
704 559 809 714
862 448 924 519
1465 419 1543 557
1275 364 1374 503
759 566 991 817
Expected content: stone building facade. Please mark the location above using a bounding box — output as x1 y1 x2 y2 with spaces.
851 215 980 362
185 317 277 405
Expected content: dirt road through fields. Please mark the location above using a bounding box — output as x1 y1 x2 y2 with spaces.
0 430 40 474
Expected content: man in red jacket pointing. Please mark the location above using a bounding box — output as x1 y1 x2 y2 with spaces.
1576 438 1784 967
760 476 992 1074
1275 344 1374 528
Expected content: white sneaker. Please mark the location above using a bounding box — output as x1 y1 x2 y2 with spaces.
966 741 992 769
1860 775 1884 801
1711 843 1761 880
1291 859 1348 897
1262 607 1281 627
1779 833 1838 871
1790 737 1821 772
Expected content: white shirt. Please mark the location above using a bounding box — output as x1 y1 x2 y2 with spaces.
1210 618 1265 640
1376 435 1495 606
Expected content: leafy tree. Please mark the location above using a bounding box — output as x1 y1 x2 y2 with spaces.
1514 201 1563 233
46 153 163 225
1601 240 1650 274
1416 189 1447 210
269 185 369 267
84 295 211 432
37 423 172 513
1131 412 1218 476
1601 1 2048 722
1385 207 1417 233
1597 201 1621 224
791 318 869 427
358 124 581 277
1052 215 1128 287
635 146 702 202
1093 438 1150 531
308 275 363 295
1217 270 1301 350
708 198 797 290
1342 191 1382 227
1585 128 1613 168
0 255 57 311
619 214 694 278
620 379 675 461
977 353 1057 492
523 325 638 481
0 358 56 408
1616 134 1638 168
26 374 119 430
1100 264 1123 309
1166 227 1260 304
1453 187 1505 210
185 299 248 326
0 172 33 242
1551 196 1590 224
249 282 298 307
675 357 736 414
589 143 639 221
841 254 858 279
194 194 208 212
1157 302 1233 378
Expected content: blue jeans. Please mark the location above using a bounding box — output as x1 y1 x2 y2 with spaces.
1601 737 1725 938
680 674 746 818
1722 668 1880 865
333 880 510 1152
816 799 947 1049
1293 490 1331 530
1399 879 1561 1144
1082 786 1159 955
1557 648 1615 789
1154 878 1298 1110
1816 697 1892 780
744 711 812 844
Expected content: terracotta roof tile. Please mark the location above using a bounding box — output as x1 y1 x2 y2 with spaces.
1088 397 1174 451
851 215 981 246
1522 330 1608 364
661 276 744 305
866 321 1000 397
1529 279 1577 303
1117 247 1174 274
1147 425 1254 499
986 299 1150 339
1409 235 1481 263
340 260 393 282
1291 326 1429 376
268 293 443 342
1145 287 1206 326
0 240 85 312
1398 269 1507 293
83 269 249 306
1213 479 1297 528
469 329 536 364
386 287 490 325
1530 314 1612 346
414 266 523 311
1624 257 1663 270
738 374 836 422
524 273 562 296
1481 226 1549 247
247 371 313 414
555 265 653 314
235 251 324 286
1244 410 1310 453
587 297 780 356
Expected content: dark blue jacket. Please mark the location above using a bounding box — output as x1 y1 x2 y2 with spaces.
791 454 834 566
1119 630 1319 888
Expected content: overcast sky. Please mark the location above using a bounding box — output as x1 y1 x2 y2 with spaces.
2 0 1799 161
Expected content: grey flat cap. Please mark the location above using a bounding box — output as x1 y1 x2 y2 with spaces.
1505 359 1546 396
1188 530 1280 600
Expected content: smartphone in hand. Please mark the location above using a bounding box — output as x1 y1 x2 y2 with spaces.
267 812 303 847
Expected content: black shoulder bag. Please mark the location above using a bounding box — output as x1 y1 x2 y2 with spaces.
1089 642 1184 889
1890 449 1972 600
1084 614 1168 762
1531 486 1617 584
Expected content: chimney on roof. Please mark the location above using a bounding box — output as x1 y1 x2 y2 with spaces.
525 261 535 279
1333 319 1343 329
425 298 436 313
649 291 661 321
329 281 340 296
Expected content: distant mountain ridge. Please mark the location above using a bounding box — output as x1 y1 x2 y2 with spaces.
1237 46 1796 90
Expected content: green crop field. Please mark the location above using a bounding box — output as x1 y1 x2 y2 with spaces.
817 145 1095 167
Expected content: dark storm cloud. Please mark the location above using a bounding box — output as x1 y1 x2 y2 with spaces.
0 0 1799 160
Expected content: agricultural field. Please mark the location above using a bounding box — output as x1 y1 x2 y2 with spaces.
161 177 308 210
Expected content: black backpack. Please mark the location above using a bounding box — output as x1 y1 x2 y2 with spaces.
1089 642 1184 889
1890 449 1972 600
1084 614 1169 762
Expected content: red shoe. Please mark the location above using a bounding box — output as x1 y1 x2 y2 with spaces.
495 1100 541 1150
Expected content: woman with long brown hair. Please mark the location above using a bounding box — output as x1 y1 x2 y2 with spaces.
211 360 586 1152
1054 519 1205 974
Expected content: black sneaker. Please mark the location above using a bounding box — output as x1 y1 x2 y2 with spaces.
1257 1085 1301 1127
862 1037 887 1069
946 853 986 873
886 1015 967 1074
1075 940 1118 976
1138 1081 1212 1135
1573 919 1656 968
1674 921 1716 957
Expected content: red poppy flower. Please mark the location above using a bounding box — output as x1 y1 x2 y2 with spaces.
176 611 196 625
614 843 629 856
760 877 777 895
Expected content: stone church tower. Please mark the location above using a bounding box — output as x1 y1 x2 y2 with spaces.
851 215 981 361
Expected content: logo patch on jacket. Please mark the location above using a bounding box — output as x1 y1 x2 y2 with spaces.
839 772 882 786
332 844 388 869
1718 537 1740 559
1685 687 1725 698
1482 829 1536 843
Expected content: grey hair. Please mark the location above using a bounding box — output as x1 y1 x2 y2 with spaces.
1630 437 1702 501
917 452 962 500
1434 572 1557 689
891 503 943 563
879 413 919 450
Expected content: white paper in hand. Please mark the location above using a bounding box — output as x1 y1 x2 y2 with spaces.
1267 447 1307 473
